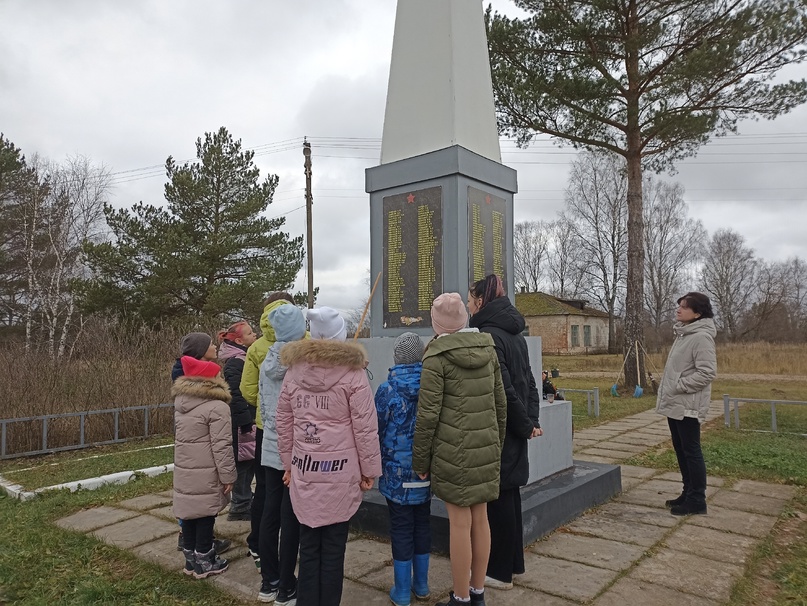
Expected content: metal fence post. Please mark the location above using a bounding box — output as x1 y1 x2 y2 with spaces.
114 410 119 441
1 422 5 458
771 402 778 433
144 406 149 437
723 394 730 428
42 417 49 451
733 399 740 429
594 387 600 417
79 413 85 447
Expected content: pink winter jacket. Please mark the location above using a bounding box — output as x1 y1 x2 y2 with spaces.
276 339 381 529
172 375 237 520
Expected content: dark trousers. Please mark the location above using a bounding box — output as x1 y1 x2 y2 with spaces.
247 427 265 552
486 486 525 582
231 458 255 513
297 521 349 606
386 498 431 561
260 466 301 591
182 515 215 553
668 417 707 506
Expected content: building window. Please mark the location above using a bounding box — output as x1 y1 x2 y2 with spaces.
571 325 579 347
584 325 592 347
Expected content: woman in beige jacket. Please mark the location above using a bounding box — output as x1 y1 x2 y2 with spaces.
173 355 237 578
655 292 717 516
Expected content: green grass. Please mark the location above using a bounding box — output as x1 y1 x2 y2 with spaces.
0 437 175 491
0 474 248 605
552 377 656 430
625 424 807 486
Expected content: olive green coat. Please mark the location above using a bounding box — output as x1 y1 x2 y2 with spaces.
412 330 507 507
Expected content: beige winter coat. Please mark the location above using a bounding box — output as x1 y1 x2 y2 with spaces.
656 318 717 424
172 375 238 520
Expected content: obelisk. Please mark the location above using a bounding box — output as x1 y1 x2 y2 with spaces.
366 0 517 337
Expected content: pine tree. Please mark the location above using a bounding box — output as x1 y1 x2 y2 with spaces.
82 127 304 323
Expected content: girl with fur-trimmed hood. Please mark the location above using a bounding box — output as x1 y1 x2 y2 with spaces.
173 354 237 579
276 307 381 606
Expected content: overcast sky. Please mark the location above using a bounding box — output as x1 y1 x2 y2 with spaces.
2 0 806 313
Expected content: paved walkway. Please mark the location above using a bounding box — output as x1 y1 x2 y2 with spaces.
55 402 798 605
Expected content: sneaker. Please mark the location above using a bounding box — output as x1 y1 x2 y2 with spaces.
276 586 297 606
258 580 279 603
213 537 232 555
227 510 252 522
484 575 513 590
470 589 486 606
193 548 228 579
249 548 262 570
436 592 471 605
670 501 707 516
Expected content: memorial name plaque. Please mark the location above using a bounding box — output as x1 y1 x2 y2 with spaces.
382 186 443 329
468 186 507 288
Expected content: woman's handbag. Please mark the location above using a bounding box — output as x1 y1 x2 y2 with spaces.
237 424 257 462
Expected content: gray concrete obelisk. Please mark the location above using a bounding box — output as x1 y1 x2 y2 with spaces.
366 0 517 337
354 1 619 551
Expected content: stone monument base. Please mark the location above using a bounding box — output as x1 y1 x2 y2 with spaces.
351 460 621 554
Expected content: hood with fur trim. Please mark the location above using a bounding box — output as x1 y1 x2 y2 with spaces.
280 339 368 394
171 375 232 413
280 339 367 369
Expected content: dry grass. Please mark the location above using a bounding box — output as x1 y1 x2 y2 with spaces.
546 342 807 376
0 320 223 458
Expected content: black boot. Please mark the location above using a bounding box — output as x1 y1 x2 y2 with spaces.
470 589 486 606
670 501 707 516
664 493 686 508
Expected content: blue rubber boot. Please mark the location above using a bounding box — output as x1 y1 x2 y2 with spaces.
412 553 430 600
390 559 412 606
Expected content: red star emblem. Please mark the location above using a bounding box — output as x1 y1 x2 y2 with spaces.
485 195 491 205
407 193 415 204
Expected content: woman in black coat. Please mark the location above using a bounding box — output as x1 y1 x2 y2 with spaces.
467 274 542 590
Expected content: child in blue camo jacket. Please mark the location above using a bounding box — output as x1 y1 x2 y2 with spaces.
375 332 432 606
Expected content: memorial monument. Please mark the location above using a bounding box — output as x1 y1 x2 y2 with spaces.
355 0 620 552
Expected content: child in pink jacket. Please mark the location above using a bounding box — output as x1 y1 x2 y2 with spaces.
276 307 381 606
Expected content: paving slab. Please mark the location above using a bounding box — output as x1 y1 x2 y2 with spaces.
574 431 623 441
149 505 176 521
118 493 173 511
210 554 261 601
340 578 409 605
654 471 726 487
730 479 798 501
529 533 645 571
572 438 601 448
344 538 391 579
92 514 177 549
156 490 174 498
686 505 777 538
607 434 666 446
710 490 788 516
361 553 452 595
620 476 645 491
131 534 186 571
592 441 648 454
630 548 743 602
578 447 634 460
664 524 757 566
55 506 138 533
482 585 578 605
619 465 658 479
596 502 680 527
211 514 252 538
594 576 720 606
519 553 620 602
564 515 670 548
575 455 615 464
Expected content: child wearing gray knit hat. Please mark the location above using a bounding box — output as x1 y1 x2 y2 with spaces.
393 332 425 366
375 331 431 603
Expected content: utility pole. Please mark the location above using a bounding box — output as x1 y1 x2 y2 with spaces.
303 139 314 309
